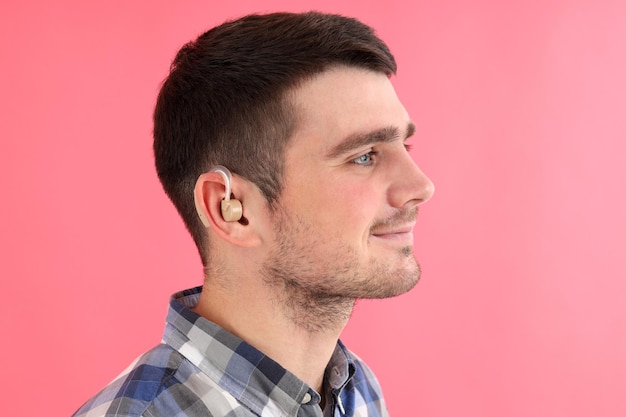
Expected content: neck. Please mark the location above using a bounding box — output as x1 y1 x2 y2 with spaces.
193 270 354 394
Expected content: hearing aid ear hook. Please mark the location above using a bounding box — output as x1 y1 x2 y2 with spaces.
211 165 243 222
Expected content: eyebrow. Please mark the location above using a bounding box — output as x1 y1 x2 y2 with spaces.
326 122 416 159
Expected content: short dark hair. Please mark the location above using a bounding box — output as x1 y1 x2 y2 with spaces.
153 11 397 265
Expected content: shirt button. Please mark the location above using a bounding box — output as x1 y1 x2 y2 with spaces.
301 393 312 404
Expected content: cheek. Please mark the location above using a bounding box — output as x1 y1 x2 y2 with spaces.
322 182 381 234
282 173 381 236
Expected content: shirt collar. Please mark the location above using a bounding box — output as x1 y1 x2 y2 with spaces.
162 287 356 417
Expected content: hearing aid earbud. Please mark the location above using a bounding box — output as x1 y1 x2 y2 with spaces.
212 165 243 222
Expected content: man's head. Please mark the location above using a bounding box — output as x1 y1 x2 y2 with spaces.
153 12 397 264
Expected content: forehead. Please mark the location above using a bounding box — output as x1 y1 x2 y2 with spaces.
287 66 411 157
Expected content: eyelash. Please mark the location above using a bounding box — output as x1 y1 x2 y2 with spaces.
351 143 413 166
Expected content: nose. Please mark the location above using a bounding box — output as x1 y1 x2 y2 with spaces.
388 151 435 209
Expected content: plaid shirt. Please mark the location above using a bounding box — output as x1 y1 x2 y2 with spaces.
73 287 390 417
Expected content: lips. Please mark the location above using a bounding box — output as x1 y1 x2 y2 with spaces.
371 224 416 242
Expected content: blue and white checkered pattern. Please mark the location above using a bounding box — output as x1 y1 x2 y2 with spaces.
72 287 389 417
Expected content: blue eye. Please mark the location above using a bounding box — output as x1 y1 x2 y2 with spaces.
352 152 375 166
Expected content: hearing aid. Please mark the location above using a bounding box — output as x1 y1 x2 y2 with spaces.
194 165 243 226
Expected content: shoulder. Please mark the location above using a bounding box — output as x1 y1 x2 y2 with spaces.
73 344 251 417
72 344 200 417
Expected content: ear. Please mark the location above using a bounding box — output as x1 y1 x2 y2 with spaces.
193 172 262 248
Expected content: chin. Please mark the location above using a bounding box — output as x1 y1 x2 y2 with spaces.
356 260 421 300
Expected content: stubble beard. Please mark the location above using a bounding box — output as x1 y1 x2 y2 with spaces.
260 208 421 333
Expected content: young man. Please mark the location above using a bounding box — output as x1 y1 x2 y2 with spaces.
73 11 434 417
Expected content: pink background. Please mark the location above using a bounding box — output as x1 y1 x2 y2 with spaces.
2 0 625 415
